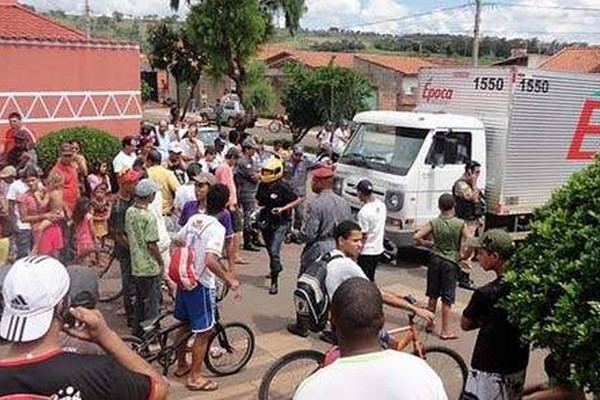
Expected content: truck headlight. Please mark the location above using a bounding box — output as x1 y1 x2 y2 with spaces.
333 177 344 195
385 191 404 212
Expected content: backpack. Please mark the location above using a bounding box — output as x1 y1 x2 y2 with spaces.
293 252 343 333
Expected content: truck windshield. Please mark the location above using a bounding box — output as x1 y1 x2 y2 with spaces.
340 123 428 176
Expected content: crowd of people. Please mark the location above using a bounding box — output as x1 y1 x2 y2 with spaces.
0 111 579 399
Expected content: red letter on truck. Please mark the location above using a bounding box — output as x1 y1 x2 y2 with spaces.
568 100 600 161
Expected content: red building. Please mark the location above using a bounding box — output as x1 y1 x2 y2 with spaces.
0 0 141 138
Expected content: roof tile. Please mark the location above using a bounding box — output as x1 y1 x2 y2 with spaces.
355 54 436 75
0 3 133 46
540 47 600 73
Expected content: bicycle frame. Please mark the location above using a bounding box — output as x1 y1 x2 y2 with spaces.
387 314 425 357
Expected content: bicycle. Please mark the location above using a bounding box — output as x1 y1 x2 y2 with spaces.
75 240 121 303
121 282 255 376
268 114 291 133
258 313 468 400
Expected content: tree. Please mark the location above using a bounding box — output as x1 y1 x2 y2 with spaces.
147 19 204 120
504 156 600 394
170 0 304 105
243 60 276 115
281 62 372 143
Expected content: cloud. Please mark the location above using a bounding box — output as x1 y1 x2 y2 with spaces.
22 0 186 17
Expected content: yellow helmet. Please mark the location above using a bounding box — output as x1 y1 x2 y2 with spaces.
260 157 284 183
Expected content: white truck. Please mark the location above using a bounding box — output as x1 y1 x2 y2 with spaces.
334 66 600 249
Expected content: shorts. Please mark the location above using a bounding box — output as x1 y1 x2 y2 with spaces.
462 368 526 400
38 223 64 256
231 208 243 233
174 283 215 333
426 254 458 304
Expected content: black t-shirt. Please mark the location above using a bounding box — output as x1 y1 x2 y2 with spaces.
463 277 530 374
256 181 298 224
0 350 152 400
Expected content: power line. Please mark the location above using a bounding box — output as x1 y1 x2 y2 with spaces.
486 2 600 13
338 3 472 30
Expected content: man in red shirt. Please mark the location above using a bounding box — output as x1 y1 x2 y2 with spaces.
1 112 35 154
51 143 79 214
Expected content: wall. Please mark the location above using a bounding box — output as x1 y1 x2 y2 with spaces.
354 58 404 110
0 42 141 138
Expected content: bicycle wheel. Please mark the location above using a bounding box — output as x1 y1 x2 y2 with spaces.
258 349 324 400
421 346 468 400
204 322 255 376
98 251 122 303
268 120 282 133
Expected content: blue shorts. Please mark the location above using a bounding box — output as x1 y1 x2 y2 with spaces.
174 284 215 333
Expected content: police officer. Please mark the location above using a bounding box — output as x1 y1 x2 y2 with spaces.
287 165 352 337
235 137 261 252
452 160 484 290
283 145 313 231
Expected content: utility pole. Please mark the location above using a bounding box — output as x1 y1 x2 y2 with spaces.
472 0 481 66
84 0 91 41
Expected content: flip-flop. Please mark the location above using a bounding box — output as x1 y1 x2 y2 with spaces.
439 334 458 341
173 367 191 378
186 378 219 392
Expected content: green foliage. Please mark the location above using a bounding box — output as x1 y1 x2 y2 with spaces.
243 61 276 115
141 80 153 102
282 63 372 143
310 39 365 53
504 156 600 393
37 127 121 173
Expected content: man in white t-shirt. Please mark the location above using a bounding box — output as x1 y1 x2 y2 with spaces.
6 174 33 258
356 179 386 282
173 183 239 392
294 278 448 400
112 136 138 174
173 163 203 219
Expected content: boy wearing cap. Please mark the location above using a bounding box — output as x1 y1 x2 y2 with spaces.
356 179 386 282
125 179 164 337
0 256 168 399
461 229 529 400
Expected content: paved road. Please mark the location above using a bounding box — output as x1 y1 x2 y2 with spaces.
99 242 548 400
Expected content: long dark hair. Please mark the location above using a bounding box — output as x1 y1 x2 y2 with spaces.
73 197 92 227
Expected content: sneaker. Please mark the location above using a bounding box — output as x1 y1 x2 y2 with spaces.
269 282 278 295
287 323 309 338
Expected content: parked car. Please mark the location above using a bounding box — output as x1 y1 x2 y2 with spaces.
198 100 246 128
197 126 220 148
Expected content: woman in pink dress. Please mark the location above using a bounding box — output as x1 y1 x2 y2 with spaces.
73 197 97 257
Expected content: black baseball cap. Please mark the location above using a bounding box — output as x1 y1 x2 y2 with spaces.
356 179 374 194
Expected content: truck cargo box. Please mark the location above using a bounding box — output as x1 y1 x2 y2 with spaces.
417 66 600 215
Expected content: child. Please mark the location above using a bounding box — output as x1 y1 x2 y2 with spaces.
90 182 111 242
413 193 469 340
200 146 218 174
87 161 112 195
32 171 65 255
73 197 96 257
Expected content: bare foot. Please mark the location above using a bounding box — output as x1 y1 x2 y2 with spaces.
439 332 458 340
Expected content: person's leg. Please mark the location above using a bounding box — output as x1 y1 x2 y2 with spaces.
119 251 135 326
459 220 478 290
440 260 458 339
132 276 144 337
268 222 289 294
141 275 161 323
425 256 443 332
357 254 378 282
188 330 214 388
173 288 192 376
15 229 32 259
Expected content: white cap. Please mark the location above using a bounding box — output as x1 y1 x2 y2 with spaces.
169 141 183 154
0 256 70 342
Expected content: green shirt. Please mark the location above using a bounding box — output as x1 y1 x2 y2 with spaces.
429 216 464 262
125 205 160 277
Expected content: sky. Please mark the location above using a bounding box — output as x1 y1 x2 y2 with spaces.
21 0 600 43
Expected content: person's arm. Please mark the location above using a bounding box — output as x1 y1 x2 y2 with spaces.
456 180 478 202
273 196 302 215
380 289 434 325
167 170 181 194
148 241 164 268
461 290 486 331
413 222 434 248
18 201 52 223
145 214 163 267
205 252 238 289
459 222 473 261
64 307 168 400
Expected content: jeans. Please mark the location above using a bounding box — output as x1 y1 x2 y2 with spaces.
132 275 161 336
117 248 135 325
15 229 32 259
262 221 290 278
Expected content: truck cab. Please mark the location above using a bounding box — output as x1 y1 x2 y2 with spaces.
334 111 486 247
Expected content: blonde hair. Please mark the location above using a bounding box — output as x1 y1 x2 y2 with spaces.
45 171 64 188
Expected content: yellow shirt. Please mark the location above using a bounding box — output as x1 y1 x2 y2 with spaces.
147 166 180 215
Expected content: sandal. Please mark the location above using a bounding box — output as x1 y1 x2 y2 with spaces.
186 378 219 392
439 334 458 341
